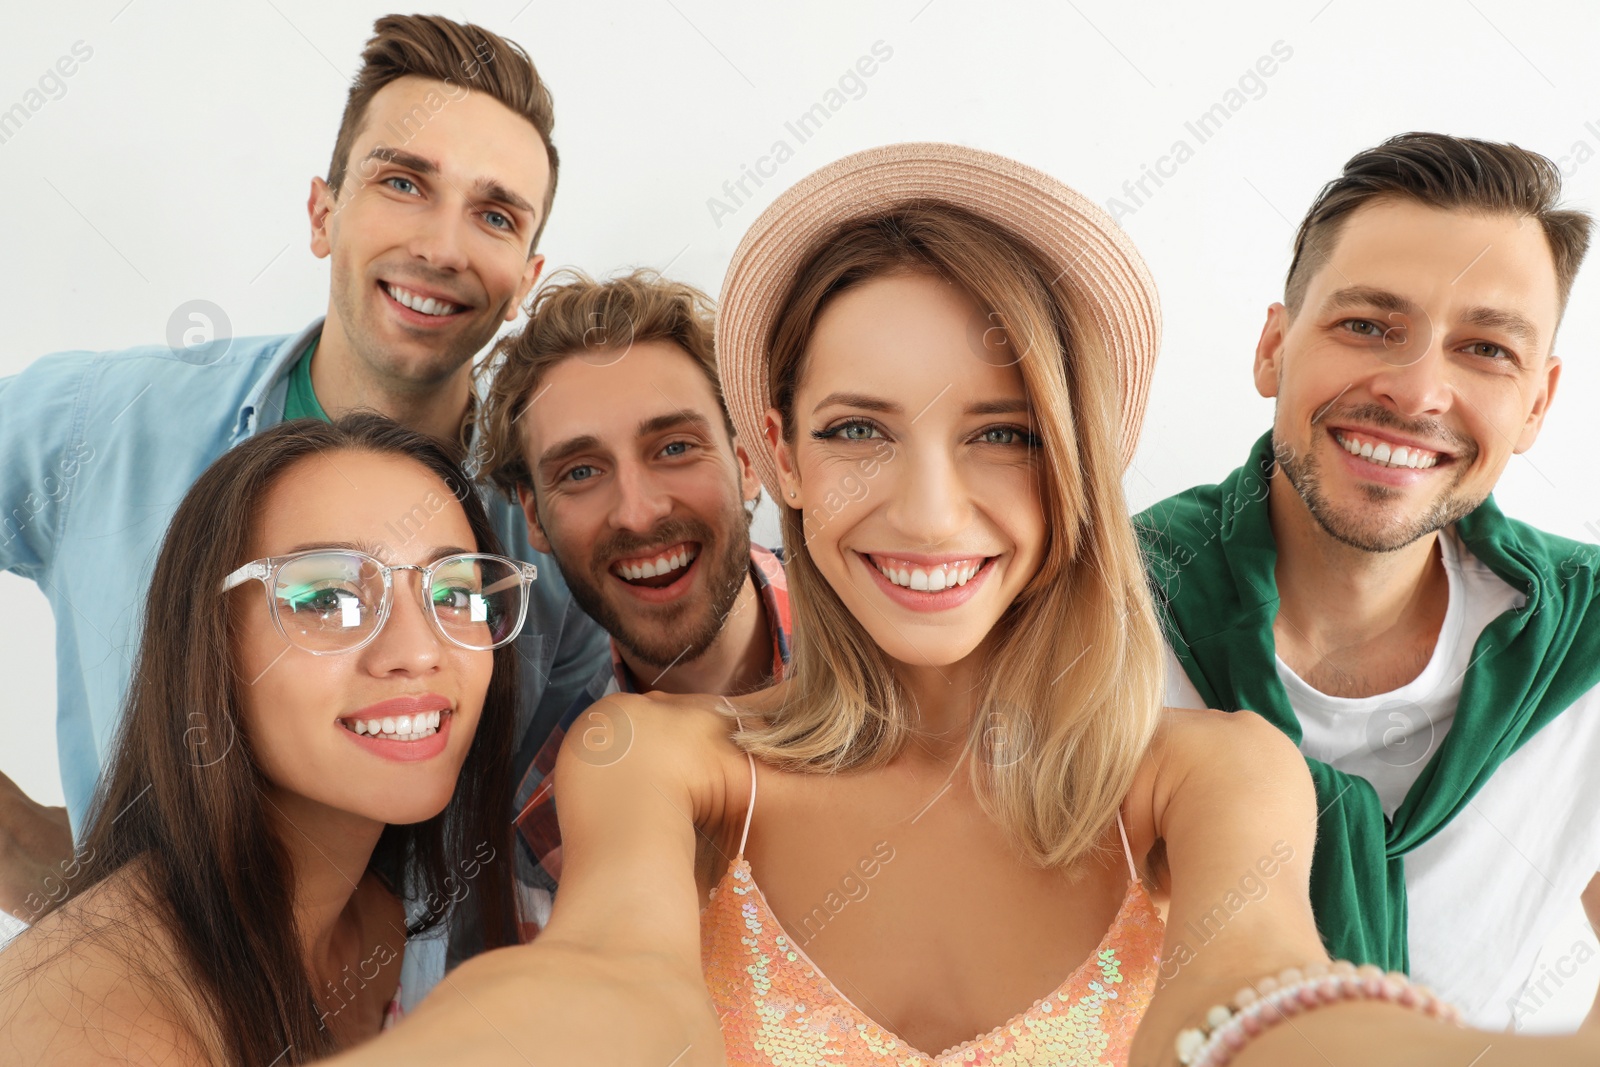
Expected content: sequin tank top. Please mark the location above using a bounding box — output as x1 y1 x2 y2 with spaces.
700 755 1165 1066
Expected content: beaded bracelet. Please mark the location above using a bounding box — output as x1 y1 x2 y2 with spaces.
1174 960 1464 1066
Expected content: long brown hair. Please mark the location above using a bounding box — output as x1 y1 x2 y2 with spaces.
41 414 519 1064
741 203 1165 870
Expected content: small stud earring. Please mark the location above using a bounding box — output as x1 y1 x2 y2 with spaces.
788 490 797 498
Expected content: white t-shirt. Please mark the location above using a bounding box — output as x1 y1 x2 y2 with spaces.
1164 526 1600 1030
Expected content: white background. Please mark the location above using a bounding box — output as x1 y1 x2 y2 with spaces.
3 0 1597 1030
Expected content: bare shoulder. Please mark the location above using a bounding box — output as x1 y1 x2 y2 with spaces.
1123 706 1316 875
0 869 214 1065
1141 706 1310 804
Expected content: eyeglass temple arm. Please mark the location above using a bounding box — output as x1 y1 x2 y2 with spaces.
218 560 272 594
480 562 538 596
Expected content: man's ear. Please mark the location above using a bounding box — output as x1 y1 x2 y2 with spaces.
516 484 553 554
1515 353 1562 453
733 439 762 505
308 177 337 260
507 253 546 322
1254 303 1291 400
763 408 802 504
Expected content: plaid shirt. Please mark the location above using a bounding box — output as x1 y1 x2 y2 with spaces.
511 544 791 937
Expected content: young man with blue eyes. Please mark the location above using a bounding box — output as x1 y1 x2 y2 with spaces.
0 14 606 937
475 269 793 937
1138 132 1600 1030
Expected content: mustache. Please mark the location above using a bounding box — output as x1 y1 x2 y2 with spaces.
1313 401 1477 459
594 519 714 566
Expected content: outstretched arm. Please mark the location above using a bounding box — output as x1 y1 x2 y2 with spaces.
325 693 729 1067
1130 708 1600 1067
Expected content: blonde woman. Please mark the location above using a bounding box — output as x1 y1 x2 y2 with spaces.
331 146 1600 1066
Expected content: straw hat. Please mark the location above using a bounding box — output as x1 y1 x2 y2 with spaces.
714 141 1161 499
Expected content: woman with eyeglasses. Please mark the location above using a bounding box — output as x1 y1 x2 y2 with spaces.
0 414 535 1065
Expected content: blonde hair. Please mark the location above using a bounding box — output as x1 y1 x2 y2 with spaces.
741 203 1164 870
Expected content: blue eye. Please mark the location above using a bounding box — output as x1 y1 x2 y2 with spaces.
484 210 512 230
812 420 884 442
565 465 597 483
661 440 691 457
385 176 419 195
976 425 1042 447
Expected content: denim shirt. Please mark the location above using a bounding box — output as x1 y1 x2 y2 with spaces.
1 317 608 834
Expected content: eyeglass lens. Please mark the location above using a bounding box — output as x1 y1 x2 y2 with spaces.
273 552 523 652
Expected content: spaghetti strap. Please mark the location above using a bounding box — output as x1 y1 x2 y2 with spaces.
737 753 757 857
1115 809 1139 884
724 700 757 857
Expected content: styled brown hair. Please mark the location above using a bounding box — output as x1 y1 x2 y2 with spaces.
327 14 559 252
741 204 1165 871
1285 131 1593 314
22 415 519 1065
476 268 728 499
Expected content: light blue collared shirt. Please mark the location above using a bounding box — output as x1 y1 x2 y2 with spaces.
0 317 607 833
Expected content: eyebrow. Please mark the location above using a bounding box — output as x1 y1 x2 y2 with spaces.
1321 286 1540 349
638 411 713 437
1319 285 1418 317
536 434 602 477
813 392 899 415
1460 305 1540 348
362 146 538 220
284 541 474 563
812 392 1031 418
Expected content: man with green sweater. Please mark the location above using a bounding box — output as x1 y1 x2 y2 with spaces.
1138 132 1600 1031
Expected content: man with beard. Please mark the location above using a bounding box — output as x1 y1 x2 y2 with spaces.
0 14 606 945
1138 132 1600 1030
475 269 793 935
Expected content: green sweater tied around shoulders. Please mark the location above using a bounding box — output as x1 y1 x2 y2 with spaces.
1134 431 1600 970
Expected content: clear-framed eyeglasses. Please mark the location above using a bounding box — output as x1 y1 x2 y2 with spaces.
219 549 538 654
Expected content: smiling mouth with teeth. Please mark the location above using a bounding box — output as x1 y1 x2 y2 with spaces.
867 554 989 592
341 709 446 741
611 542 699 588
383 281 465 318
1333 430 1444 471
